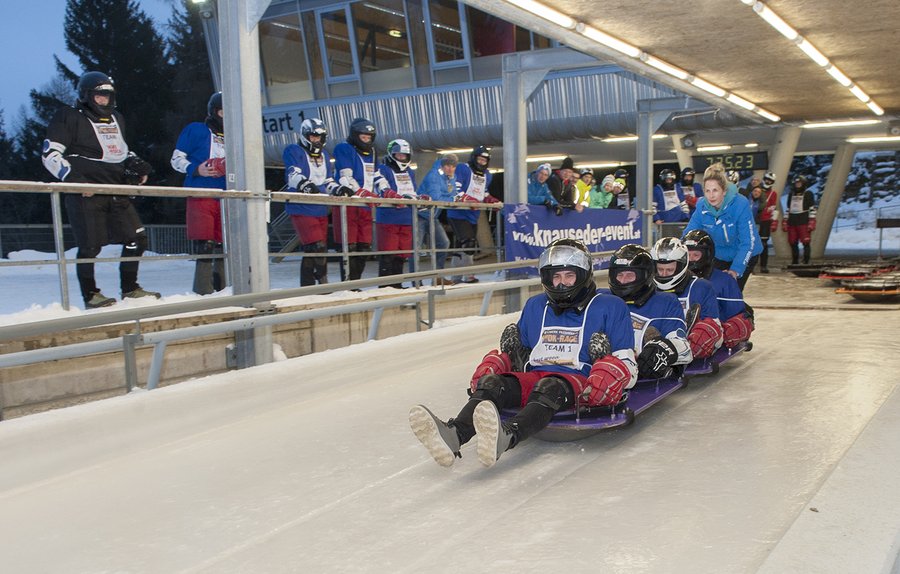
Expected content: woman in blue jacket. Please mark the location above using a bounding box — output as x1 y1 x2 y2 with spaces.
683 163 762 291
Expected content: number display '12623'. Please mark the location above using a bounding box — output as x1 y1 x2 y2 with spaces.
691 151 768 172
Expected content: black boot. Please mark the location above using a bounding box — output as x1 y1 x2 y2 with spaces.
300 257 317 286
802 243 811 264
791 244 800 265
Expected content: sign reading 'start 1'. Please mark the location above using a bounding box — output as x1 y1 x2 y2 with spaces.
692 151 768 172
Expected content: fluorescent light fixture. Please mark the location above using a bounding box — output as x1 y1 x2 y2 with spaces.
388 29 403 38
437 148 471 155
489 168 505 174
579 25 641 58
753 2 798 40
696 145 732 152
826 65 852 87
866 101 885 116
526 155 567 162
576 162 620 169
727 93 756 111
506 0 576 29
601 135 666 142
739 0 755 5
849 85 870 103
846 135 900 144
643 55 689 80
755 108 781 122
802 119 880 129
796 38 829 67
690 77 727 98
744 142 759 148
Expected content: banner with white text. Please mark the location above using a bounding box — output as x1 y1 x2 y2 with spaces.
503 205 643 275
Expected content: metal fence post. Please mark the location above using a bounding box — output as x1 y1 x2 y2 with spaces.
123 333 140 392
50 192 71 310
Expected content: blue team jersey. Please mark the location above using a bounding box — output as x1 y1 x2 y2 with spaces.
708 268 746 320
664 275 720 321
282 144 335 217
652 184 688 223
623 290 687 352
171 122 226 190
375 164 416 225
446 162 492 224
516 291 634 377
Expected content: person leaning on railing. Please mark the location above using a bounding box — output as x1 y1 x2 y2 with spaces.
41 71 160 309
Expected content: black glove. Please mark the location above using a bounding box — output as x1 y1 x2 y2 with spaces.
637 338 678 379
545 201 563 216
335 185 354 197
123 154 153 185
299 180 320 194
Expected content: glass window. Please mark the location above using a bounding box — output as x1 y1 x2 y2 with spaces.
466 7 515 58
320 8 356 78
350 0 414 93
427 0 465 63
259 14 312 105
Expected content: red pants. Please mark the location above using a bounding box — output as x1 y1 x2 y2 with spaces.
377 223 412 258
186 198 222 242
506 370 589 408
787 224 811 245
332 206 373 245
291 214 329 246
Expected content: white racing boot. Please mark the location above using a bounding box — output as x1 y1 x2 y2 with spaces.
409 405 461 467
473 401 516 468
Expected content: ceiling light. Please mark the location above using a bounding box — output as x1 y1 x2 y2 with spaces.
849 85 870 103
802 119 880 129
437 148 471 155
505 0 576 29
642 55 689 80
576 162 620 169
578 25 641 58
526 155 567 162
739 0 755 5
489 168 505 174
601 135 666 142
755 108 781 122
753 2 798 40
744 143 759 148
846 136 900 144
388 29 403 38
696 145 732 152
727 93 756 111
796 38 829 67
826 65 852 87
866 101 885 116
690 77 727 98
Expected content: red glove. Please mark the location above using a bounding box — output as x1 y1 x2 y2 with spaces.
808 219 816 232
770 220 778 233
355 188 377 198
685 195 697 209
381 189 402 199
454 193 479 203
688 317 723 359
781 219 788 233
722 314 754 348
417 194 431 201
206 157 226 177
482 194 500 204
469 349 512 392
584 355 632 406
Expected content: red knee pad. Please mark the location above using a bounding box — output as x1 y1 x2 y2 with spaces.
469 349 512 392
723 314 753 348
584 355 631 406
688 318 723 358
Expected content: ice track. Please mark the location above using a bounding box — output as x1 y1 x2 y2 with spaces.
1 306 899 573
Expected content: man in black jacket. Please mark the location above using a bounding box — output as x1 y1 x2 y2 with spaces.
547 156 577 209
42 71 159 308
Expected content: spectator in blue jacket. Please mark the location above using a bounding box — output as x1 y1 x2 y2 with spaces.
414 154 457 285
652 168 689 224
683 163 762 291
527 163 562 216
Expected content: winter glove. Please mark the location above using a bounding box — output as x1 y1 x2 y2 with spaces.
355 188 378 198
688 317 723 359
454 193 479 203
637 338 678 379
770 219 778 233
722 313 754 348
808 219 816 232
685 195 697 209
123 154 153 185
469 349 512 393
781 219 788 233
417 194 431 201
206 157 226 177
334 185 355 197
482 194 500 204
298 180 320 194
584 355 631 406
381 189 403 199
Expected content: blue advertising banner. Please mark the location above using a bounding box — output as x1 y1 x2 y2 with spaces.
503 205 643 275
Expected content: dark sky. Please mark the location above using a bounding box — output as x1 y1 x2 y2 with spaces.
0 0 176 127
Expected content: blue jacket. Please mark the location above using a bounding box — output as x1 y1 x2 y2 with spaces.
652 184 689 223
417 160 456 221
375 164 417 225
684 187 762 277
708 268 747 321
527 171 558 207
171 122 225 190
446 162 492 224
282 144 335 217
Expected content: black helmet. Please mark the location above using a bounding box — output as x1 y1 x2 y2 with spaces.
650 237 691 292
538 238 596 313
206 91 223 133
385 138 412 171
608 244 656 306
348 117 376 154
681 167 695 183
683 229 715 279
614 168 629 180
659 168 677 182
300 118 327 155
77 71 116 118
469 145 491 175
792 174 807 188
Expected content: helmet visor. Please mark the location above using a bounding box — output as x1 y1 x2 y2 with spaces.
539 244 592 273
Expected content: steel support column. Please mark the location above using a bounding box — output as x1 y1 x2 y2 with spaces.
767 126 802 260
812 143 857 259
